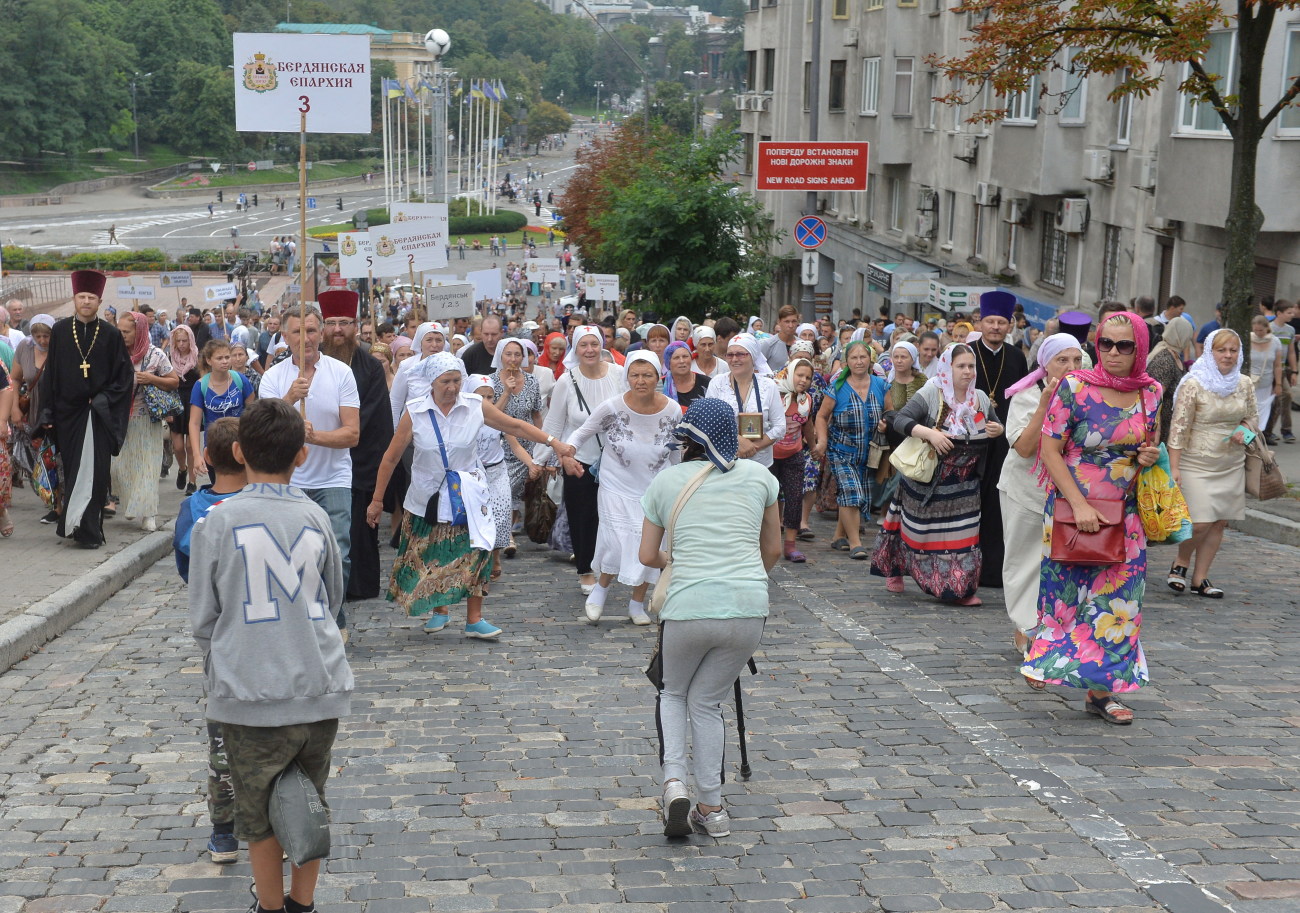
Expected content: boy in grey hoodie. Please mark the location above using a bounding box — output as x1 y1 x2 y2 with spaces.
190 398 353 913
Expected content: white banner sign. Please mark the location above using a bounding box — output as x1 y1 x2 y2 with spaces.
390 202 448 224
116 284 155 300
233 33 371 134
421 282 477 321
583 273 620 302
336 231 373 279
466 268 503 302
158 272 193 288
525 258 563 284
382 219 449 273
205 282 239 302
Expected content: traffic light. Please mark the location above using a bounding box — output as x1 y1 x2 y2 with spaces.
216 190 223 202
337 197 343 210
252 194 258 207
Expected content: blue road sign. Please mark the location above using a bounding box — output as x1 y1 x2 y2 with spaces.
307 197 317 210
794 216 827 249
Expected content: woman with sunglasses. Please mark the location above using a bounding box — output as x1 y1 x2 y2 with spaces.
1023 313 1162 726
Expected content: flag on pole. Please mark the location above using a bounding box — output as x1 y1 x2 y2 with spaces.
495 80 509 102
482 81 498 102
404 82 417 101
383 78 403 98
470 80 486 100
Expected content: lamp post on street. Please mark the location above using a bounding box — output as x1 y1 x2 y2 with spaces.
683 70 708 136
424 28 451 204
594 81 604 123
130 71 153 159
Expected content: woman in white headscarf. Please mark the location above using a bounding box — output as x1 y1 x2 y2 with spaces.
367 353 577 639
692 326 727 378
747 316 768 339
705 332 785 469
1166 328 1257 598
563 350 681 625
996 333 1084 653
488 338 544 552
670 316 694 344
535 326 627 594
389 321 448 426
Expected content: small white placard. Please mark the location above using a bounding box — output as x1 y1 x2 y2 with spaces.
116 285 156 300
205 283 239 302
583 273 620 302
159 272 193 288
422 282 477 321
337 231 373 279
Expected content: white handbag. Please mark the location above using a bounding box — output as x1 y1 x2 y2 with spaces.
648 463 714 615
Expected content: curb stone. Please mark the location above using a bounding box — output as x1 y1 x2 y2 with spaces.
0 529 174 674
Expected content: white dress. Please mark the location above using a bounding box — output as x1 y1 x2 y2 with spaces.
567 394 682 585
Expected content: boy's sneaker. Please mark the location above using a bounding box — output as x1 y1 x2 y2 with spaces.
689 806 731 838
422 612 450 634
1285 433 1296 444
464 619 502 640
662 781 692 837
207 830 238 864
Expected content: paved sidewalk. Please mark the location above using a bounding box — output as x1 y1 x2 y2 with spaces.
0 513 1295 913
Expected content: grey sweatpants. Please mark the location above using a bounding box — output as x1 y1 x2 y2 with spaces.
659 617 765 806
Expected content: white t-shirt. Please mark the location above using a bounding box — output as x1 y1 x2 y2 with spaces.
704 373 786 468
259 354 360 489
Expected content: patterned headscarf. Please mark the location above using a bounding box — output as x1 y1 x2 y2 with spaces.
928 343 983 435
169 324 198 377
676 396 737 472
411 351 466 384
774 356 815 418
1072 311 1156 392
661 340 700 399
125 311 151 365
1176 328 1243 404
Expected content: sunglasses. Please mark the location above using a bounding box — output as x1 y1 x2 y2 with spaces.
1096 337 1137 355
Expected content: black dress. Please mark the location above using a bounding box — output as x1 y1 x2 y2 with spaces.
972 340 1028 588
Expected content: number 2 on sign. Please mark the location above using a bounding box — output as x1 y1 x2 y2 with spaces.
298 96 311 114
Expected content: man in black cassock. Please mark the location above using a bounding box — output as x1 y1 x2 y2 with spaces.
319 289 394 601
971 291 1029 588
37 270 134 549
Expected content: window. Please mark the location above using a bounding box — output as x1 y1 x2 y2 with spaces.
893 57 914 116
1040 211 1068 288
973 203 986 259
889 177 904 231
1101 225 1121 301
861 57 881 114
1004 76 1038 123
1281 27 1300 132
1179 31 1235 133
746 51 757 92
763 48 776 93
1115 68 1133 144
803 61 812 111
951 77 964 131
749 0 759 9
944 190 956 245
867 0 884 9
899 0 918 7
829 60 847 111
832 0 849 18
926 72 939 128
1059 47 1087 123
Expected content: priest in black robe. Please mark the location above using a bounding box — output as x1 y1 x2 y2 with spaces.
319 289 394 600
37 270 134 548
971 291 1029 588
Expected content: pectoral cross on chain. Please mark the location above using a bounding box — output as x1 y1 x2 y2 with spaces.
80 361 91 378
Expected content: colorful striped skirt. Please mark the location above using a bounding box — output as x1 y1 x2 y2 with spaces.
387 513 493 616
870 440 986 601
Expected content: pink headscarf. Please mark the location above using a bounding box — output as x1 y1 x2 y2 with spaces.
1071 311 1155 392
170 324 198 377
126 312 151 365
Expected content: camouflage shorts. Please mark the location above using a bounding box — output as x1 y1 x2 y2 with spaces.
221 719 338 844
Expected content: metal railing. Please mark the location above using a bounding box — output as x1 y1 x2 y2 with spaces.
0 274 71 312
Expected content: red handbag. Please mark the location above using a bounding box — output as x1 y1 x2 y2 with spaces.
1050 498 1126 566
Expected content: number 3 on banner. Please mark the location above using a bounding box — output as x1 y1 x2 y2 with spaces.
298 95 311 114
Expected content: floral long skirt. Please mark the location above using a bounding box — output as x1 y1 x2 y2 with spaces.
111 415 164 522
387 515 493 615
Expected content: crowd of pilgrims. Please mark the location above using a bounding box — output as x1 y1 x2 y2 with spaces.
8 272 1274 728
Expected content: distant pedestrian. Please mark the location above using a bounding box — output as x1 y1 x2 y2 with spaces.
207 203 214 217
457 237 466 260
107 224 117 244
189 398 353 913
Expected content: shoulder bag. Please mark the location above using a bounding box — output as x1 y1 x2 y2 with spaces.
888 390 945 483
1245 434 1287 500
648 463 714 615
426 410 468 526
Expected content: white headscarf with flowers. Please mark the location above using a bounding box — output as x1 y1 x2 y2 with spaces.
926 343 984 436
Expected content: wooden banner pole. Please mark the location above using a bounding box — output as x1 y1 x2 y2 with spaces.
298 109 309 416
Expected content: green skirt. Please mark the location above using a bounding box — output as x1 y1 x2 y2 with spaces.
387 513 493 615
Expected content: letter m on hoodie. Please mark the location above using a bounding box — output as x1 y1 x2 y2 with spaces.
232 524 330 623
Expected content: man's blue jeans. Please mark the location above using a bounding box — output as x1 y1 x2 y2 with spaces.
305 487 351 630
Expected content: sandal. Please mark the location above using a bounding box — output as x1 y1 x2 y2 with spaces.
797 528 815 541
830 537 850 551
1167 564 1188 593
1085 693 1134 725
1190 578 1224 599
1024 674 1047 691
849 545 869 560
0 510 12 538
1013 631 1032 657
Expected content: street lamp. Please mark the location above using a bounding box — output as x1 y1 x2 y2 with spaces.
424 28 451 204
684 70 708 136
130 71 153 159
594 81 604 123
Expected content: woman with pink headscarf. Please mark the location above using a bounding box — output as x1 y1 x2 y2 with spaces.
111 312 180 531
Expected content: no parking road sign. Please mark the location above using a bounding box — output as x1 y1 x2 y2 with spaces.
794 216 826 250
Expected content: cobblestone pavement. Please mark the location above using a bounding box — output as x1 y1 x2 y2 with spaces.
0 519 1296 913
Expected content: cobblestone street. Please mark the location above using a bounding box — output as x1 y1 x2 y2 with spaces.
0 522 1297 913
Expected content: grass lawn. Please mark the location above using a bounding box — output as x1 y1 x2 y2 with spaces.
152 160 379 190
0 146 193 196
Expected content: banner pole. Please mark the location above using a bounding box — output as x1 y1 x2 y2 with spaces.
298 108 308 417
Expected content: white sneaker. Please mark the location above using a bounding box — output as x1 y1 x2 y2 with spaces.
584 601 604 623
628 605 652 626
141 517 157 532
662 781 691 837
689 806 731 838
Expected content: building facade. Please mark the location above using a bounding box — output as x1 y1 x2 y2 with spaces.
737 1 1300 327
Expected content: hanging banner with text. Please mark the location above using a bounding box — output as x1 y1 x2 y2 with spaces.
584 273 620 302
421 282 477 321
233 33 371 134
337 231 373 279
755 141 870 191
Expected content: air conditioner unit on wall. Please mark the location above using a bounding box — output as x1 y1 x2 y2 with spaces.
916 187 938 211
954 134 978 164
917 210 937 238
1135 156 1157 191
975 182 999 206
1084 149 1114 182
1056 197 1089 234
756 95 771 112
1003 198 1029 224
733 94 748 111
843 27 859 46
1151 216 1182 234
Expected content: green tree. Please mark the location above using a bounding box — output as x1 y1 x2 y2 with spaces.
155 61 239 159
650 81 697 135
932 0 1300 367
525 101 573 146
591 129 781 318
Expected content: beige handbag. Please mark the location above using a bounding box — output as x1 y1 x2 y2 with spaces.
888 434 937 483
648 463 714 615
1245 436 1287 500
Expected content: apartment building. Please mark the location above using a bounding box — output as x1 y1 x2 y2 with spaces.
736 1 1300 327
